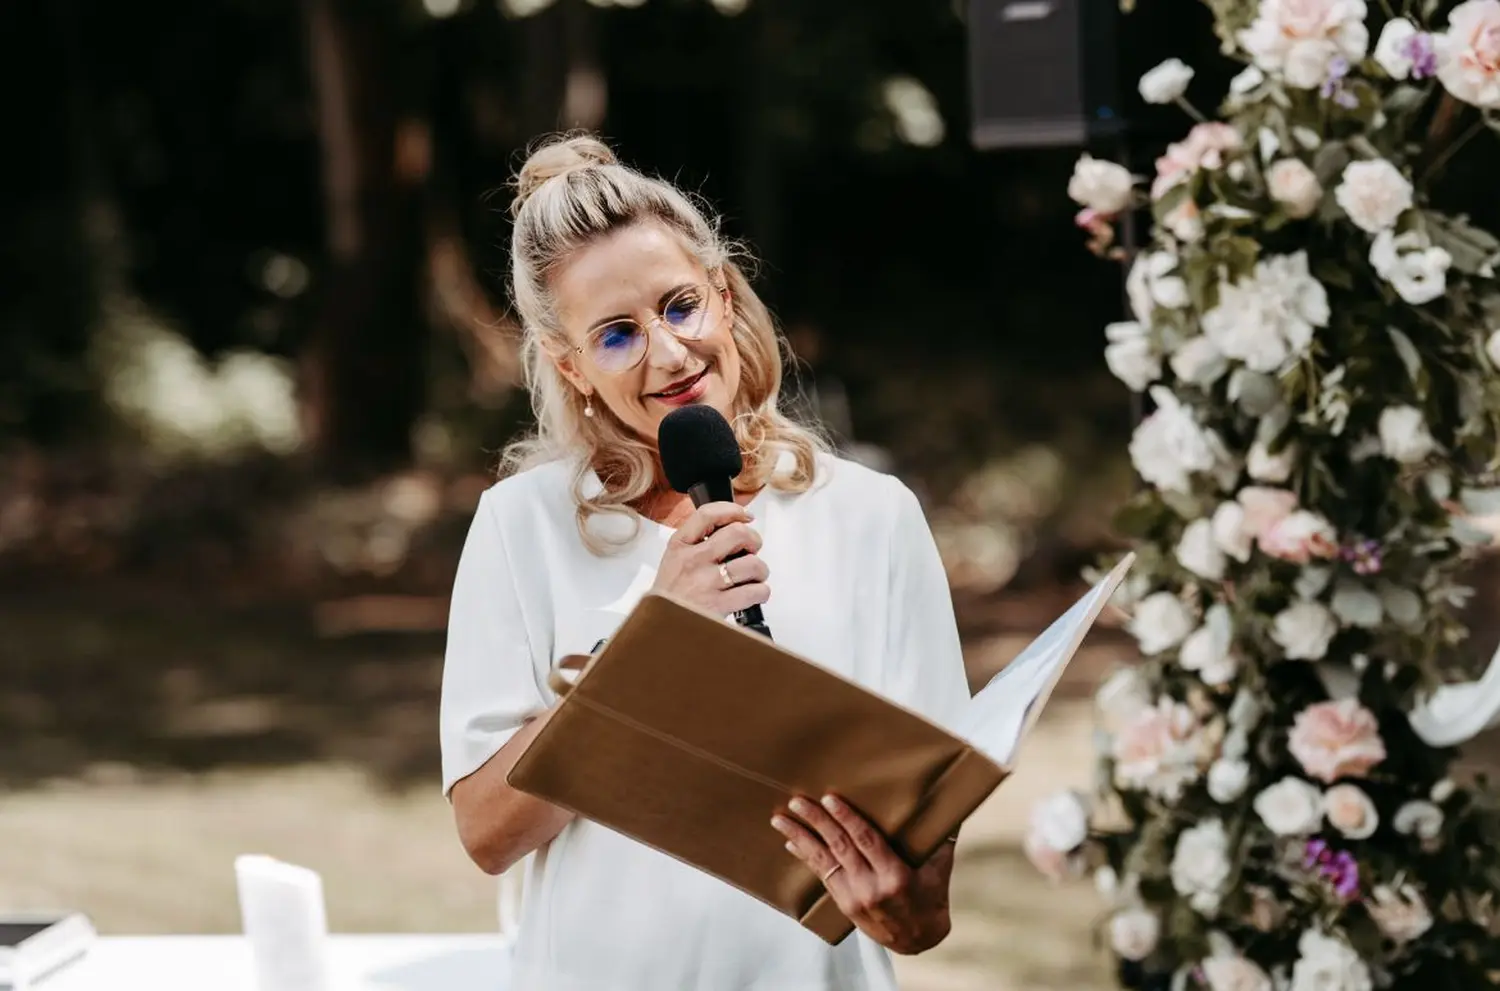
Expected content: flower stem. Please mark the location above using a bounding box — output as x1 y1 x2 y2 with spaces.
1423 116 1486 185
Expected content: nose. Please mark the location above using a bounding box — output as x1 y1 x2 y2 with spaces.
644 318 689 371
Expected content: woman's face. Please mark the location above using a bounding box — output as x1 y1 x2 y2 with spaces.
549 221 741 445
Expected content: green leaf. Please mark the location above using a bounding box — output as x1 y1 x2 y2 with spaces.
1388 326 1425 389
1423 210 1500 276
1312 140 1351 186
1314 261 1356 291
1384 85 1430 117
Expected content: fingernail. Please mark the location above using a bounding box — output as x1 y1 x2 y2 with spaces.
789 797 811 816
784 841 795 854
820 795 842 813
770 815 789 832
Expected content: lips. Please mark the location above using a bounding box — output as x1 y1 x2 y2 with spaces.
647 367 709 399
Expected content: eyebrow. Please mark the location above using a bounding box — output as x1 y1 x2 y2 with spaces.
585 282 696 333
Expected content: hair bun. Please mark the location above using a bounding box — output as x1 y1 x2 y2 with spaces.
512 134 618 217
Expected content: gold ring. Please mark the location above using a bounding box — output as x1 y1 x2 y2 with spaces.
821 864 842 883
719 562 734 589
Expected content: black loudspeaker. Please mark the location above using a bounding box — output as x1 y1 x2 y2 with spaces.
966 0 1123 150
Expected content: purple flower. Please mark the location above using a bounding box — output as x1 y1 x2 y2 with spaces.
1402 33 1438 80
1321 56 1352 98
1302 838 1361 901
1341 539 1382 575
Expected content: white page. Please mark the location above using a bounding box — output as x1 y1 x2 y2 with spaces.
950 554 1134 768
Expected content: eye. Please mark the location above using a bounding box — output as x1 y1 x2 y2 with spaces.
594 323 641 351
663 288 705 326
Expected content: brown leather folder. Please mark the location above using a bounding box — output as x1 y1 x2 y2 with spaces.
505 593 1007 945
506 552 1133 944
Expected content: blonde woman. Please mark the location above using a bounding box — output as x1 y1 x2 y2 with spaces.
439 133 970 990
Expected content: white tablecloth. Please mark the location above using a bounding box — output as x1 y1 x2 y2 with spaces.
39 934 512 991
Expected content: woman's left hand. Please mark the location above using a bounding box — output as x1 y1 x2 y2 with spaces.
772 793 954 955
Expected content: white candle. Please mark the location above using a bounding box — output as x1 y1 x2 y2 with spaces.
234 855 331 991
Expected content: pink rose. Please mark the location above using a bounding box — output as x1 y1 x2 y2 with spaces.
1435 0 1500 109
1152 123 1244 199
1288 699 1387 783
1237 486 1299 537
1259 510 1339 563
1112 698 1209 800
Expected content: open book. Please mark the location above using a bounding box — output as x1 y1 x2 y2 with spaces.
507 553 1134 944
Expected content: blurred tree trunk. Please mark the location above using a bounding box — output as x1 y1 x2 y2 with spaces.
303 0 426 482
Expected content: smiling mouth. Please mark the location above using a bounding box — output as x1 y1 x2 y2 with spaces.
647 367 709 399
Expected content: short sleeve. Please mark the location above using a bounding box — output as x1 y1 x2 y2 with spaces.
439 488 547 798
880 479 972 730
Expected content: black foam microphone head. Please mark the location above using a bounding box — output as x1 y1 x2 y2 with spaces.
657 405 743 494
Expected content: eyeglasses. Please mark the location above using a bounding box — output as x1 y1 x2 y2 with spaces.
572 282 729 374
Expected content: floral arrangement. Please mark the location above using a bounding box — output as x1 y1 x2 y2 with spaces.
1036 1 1500 988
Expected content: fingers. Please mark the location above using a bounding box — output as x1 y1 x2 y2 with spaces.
719 554 769 588
700 521 763 562
817 795 907 875
719 579 771 616
771 813 844 886
783 796 872 876
673 502 752 546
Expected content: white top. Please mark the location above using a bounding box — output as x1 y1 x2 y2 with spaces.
439 452 971 991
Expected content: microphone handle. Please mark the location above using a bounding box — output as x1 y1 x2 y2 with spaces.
686 480 772 640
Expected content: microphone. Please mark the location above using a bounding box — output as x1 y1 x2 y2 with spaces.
658 405 772 640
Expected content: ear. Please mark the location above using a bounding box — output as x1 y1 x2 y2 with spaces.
547 343 594 400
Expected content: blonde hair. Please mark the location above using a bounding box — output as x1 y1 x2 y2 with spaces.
499 132 827 553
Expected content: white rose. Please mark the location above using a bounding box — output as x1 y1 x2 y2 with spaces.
1323 783 1379 839
1140 58 1196 104
1164 199 1205 243
1238 0 1370 90
1394 800 1444 839
1374 18 1420 78
1068 154 1135 215
1094 865 1120 898
1434 0 1500 109
1367 884 1434 944
1486 329 1500 367
1176 519 1227 580
1247 437 1298 483
1334 160 1413 233
1096 666 1153 730
1170 336 1229 387
1129 387 1222 495
1207 758 1251 803
1266 159 1323 219
1289 929 1373 991
1378 405 1437 463
1202 251 1329 373
1254 776 1325 836
1230 65 1267 94
1179 604 1237 686
1028 789 1091 852
1104 321 1160 392
1203 955 1274 991
1109 908 1161 961
1170 818 1232 914
1370 229 1451 304
1130 591 1196 654
1211 501 1254 562
1271 600 1340 660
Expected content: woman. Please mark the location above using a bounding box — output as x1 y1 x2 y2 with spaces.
440 133 971 991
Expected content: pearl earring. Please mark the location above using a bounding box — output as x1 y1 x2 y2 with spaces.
584 398 595 418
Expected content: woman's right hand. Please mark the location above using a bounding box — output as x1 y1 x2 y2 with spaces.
651 502 771 617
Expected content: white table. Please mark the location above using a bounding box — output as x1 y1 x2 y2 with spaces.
38 934 512 991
